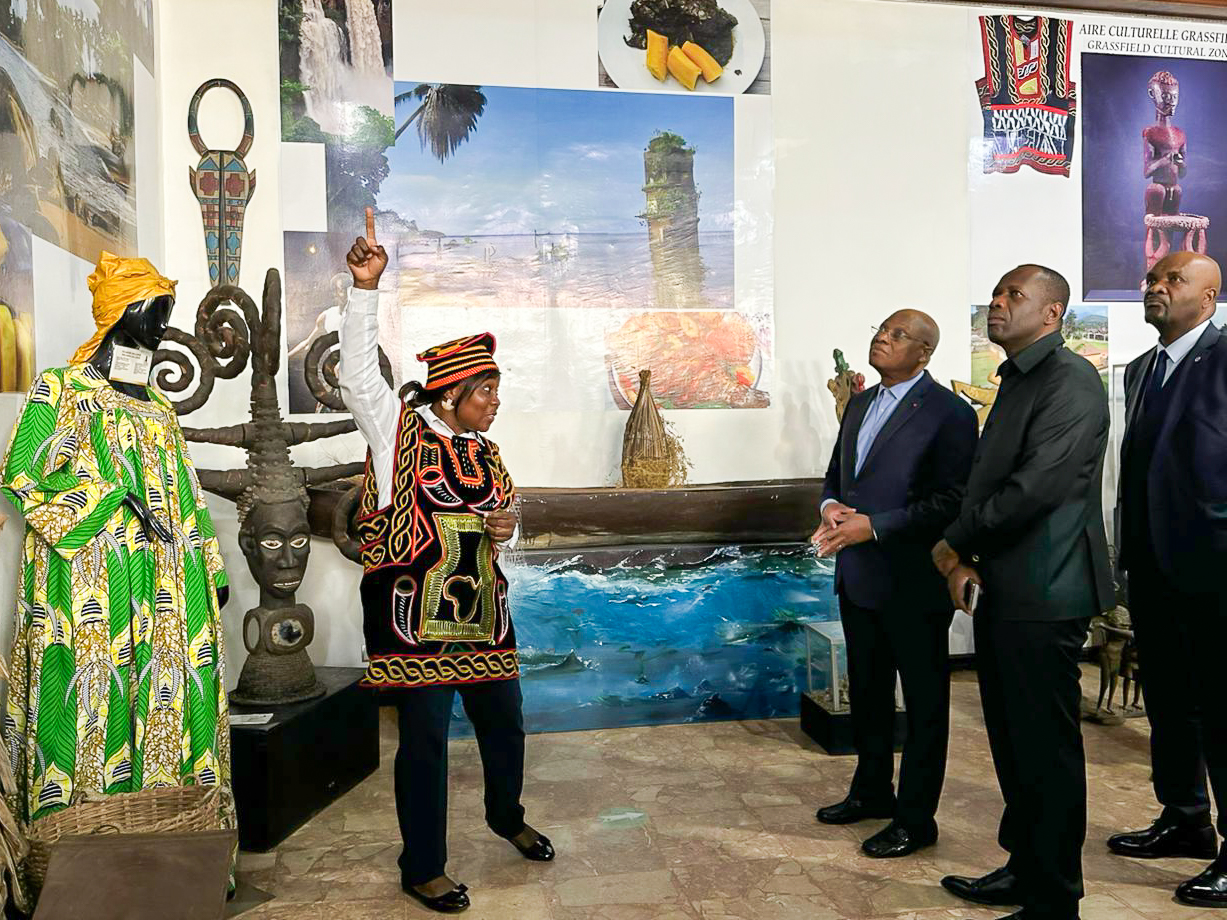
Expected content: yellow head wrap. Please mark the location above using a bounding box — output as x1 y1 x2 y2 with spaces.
69 251 178 365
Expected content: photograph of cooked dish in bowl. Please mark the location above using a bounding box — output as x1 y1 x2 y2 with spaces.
606 310 771 409
597 0 771 96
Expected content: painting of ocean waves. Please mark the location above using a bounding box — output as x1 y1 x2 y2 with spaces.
448 545 838 734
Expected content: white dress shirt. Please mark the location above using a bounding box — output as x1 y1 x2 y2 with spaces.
1153 317 1211 386
338 287 517 547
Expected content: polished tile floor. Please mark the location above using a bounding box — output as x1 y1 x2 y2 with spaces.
233 669 1219 919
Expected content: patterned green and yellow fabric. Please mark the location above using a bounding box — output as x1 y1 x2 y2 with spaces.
0 364 232 825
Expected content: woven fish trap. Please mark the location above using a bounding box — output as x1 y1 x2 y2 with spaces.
621 369 688 489
23 779 232 899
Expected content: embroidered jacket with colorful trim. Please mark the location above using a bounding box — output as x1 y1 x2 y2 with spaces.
338 287 518 689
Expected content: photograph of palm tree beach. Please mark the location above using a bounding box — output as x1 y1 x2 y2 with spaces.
351 81 764 409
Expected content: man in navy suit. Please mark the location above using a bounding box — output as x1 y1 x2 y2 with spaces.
1109 251 1227 908
813 310 978 858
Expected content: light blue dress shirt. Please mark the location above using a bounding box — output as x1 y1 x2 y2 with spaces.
853 371 925 476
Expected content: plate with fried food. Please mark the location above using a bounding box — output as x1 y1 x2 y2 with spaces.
598 0 766 95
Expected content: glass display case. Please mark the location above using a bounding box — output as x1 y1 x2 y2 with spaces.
803 620 850 713
800 619 905 755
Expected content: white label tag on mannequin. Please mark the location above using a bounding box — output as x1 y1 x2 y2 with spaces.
110 345 153 385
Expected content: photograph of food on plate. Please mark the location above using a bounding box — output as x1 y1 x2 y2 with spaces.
606 311 771 409
597 0 771 96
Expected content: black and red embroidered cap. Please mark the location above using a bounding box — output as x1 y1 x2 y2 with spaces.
416 332 499 390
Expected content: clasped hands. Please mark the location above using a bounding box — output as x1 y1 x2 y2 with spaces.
482 509 517 544
811 502 982 615
809 502 873 556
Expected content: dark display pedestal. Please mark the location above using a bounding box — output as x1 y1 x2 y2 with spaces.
230 667 378 851
800 691 906 756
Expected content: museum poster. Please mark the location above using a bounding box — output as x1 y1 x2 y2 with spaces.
277 0 776 415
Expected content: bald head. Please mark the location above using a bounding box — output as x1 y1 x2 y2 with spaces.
1144 252 1220 344
893 309 940 352
870 309 940 385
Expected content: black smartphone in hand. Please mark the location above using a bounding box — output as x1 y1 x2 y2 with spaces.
964 580 982 614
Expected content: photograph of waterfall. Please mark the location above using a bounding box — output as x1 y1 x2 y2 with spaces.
279 0 393 141
0 0 151 260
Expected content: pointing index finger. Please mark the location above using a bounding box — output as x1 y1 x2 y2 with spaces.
365 206 376 243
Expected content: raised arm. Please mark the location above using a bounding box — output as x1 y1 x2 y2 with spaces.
338 208 398 469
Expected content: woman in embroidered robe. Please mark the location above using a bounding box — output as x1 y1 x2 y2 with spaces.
0 253 232 829
338 211 553 915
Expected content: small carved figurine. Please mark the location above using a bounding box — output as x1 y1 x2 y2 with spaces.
827 349 865 423
1088 605 1133 719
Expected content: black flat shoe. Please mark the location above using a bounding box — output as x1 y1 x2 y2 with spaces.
511 833 555 861
1177 848 1227 908
941 866 1021 907
861 820 937 858
404 882 470 913
1108 818 1217 860
815 795 895 825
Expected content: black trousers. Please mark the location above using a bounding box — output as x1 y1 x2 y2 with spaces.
975 614 1089 920
840 592 953 831
1127 559 1227 836
393 678 527 886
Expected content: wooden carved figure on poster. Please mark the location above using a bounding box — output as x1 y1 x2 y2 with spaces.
1143 71 1209 273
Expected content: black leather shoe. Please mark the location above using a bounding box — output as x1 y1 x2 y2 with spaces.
941 867 1022 906
510 832 555 862
861 821 937 858
1108 819 1217 860
1177 851 1227 908
816 795 895 825
403 882 470 913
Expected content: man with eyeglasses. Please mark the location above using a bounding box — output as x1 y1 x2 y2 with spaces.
933 264 1112 920
813 310 977 858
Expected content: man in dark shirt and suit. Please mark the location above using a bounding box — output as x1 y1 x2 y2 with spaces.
813 310 978 859
932 265 1112 920
1108 251 1227 908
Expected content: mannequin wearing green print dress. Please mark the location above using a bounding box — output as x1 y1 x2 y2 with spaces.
0 253 232 829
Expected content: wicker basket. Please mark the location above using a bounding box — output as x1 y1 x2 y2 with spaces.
621 369 688 489
24 780 232 898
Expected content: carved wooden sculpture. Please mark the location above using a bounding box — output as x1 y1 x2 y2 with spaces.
155 269 363 704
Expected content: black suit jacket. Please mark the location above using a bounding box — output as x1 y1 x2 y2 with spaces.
821 371 979 612
1118 322 1227 591
945 333 1113 621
